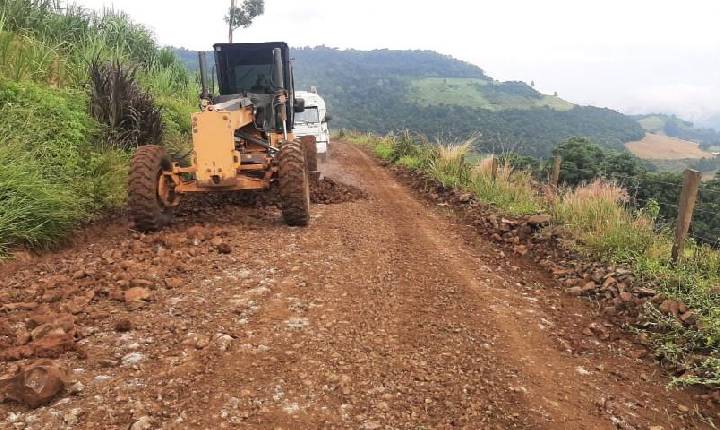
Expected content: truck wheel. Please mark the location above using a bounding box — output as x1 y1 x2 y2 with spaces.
128 145 177 232
279 141 310 226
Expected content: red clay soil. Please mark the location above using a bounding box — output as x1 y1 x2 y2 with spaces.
0 142 717 429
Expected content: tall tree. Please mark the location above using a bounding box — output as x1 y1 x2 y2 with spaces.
225 0 265 43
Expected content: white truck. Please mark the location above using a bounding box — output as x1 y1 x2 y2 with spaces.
294 88 331 161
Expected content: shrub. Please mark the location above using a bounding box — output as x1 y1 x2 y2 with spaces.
89 60 163 149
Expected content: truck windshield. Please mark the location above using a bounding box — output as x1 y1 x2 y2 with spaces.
295 107 320 123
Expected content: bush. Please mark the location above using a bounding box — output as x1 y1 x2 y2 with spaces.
89 60 163 149
373 140 395 161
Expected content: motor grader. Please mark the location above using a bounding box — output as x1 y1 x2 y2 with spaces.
128 42 318 231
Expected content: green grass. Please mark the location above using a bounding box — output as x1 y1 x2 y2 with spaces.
409 77 493 108
348 131 720 387
0 0 196 253
469 166 544 216
0 143 85 252
408 77 574 111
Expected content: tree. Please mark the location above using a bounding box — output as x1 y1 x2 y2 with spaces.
553 137 606 186
225 0 265 43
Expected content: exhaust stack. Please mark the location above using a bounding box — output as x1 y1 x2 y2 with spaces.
198 51 210 100
272 48 284 89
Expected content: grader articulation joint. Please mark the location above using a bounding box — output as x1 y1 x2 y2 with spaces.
128 42 319 231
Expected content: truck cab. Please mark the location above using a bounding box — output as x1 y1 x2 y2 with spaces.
293 89 330 160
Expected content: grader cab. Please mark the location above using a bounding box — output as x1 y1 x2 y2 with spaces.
128 42 318 231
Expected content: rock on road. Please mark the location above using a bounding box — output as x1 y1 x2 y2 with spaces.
0 142 713 429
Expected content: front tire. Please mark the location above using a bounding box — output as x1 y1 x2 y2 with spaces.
278 141 310 226
128 145 176 232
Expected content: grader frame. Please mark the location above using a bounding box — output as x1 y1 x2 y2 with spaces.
128 42 318 231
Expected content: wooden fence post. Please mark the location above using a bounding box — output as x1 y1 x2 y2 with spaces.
671 169 702 263
491 155 499 180
550 156 561 187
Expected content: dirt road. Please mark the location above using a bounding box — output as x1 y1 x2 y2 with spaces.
0 142 715 429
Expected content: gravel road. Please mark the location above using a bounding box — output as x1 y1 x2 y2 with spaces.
0 142 715 429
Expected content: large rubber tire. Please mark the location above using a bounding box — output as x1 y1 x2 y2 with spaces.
278 141 310 226
128 145 174 232
300 136 318 174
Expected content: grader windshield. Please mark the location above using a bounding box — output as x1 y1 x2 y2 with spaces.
213 42 292 95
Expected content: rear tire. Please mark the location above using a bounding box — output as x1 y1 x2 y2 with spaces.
279 141 310 226
300 136 318 174
128 145 175 232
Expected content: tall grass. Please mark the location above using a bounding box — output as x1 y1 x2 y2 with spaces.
347 131 544 216
0 0 195 92
469 157 544 216
0 0 196 253
427 141 471 188
552 179 657 261
0 142 85 252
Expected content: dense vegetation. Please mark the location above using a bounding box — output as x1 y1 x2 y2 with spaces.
347 131 720 388
0 0 196 252
174 46 644 157
635 113 720 149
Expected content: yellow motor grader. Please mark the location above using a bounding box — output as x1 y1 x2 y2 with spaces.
128 42 318 231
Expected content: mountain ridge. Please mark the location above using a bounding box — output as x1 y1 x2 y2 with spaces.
172 46 643 157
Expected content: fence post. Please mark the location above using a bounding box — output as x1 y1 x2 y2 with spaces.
671 169 702 263
491 155 499 180
550 156 561 187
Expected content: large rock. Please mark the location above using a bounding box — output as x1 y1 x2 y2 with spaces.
124 287 151 303
30 314 75 341
0 361 71 408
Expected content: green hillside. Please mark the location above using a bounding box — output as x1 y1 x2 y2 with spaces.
174 46 643 158
408 77 574 111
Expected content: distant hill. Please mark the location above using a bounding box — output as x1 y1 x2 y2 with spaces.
633 113 720 151
173 46 643 157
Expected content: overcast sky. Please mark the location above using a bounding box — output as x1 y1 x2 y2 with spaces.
77 0 720 126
